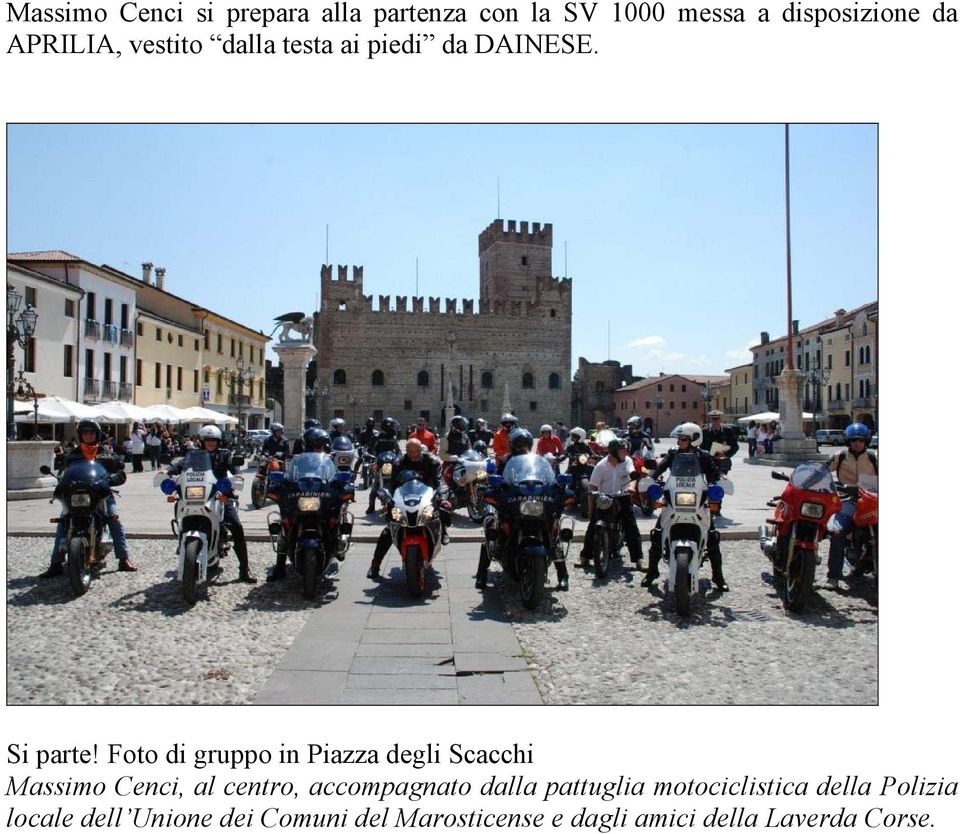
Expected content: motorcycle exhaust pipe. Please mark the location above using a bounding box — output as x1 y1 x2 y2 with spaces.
758 524 777 557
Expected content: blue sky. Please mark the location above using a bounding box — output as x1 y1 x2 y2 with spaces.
7 124 877 375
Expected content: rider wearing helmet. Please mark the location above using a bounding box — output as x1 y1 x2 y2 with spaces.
641 423 728 592
578 437 644 570
492 413 518 464
535 424 564 458
366 418 402 514
169 425 256 583
366 438 452 580
40 419 136 578
329 417 352 442
356 417 379 453
626 416 654 457
824 423 878 588
263 422 290 459
469 418 494 447
292 418 323 455
440 415 471 462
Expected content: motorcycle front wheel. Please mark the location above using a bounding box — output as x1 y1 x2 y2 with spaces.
67 535 92 596
302 547 319 600
518 552 546 610
594 528 611 579
251 478 266 510
784 544 815 612
182 538 203 605
404 544 425 598
674 549 691 616
467 489 484 523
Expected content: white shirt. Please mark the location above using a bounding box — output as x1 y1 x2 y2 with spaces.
588 455 635 494
146 433 162 447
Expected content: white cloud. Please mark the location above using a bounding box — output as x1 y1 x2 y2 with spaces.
664 351 685 362
646 349 663 360
628 335 666 348
687 355 712 367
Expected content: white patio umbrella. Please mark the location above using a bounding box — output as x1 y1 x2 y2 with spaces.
13 395 102 421
139 404 186 424
178 406 239 425
92 400 151 423
736 411 814 423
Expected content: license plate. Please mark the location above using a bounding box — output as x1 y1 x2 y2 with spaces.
675 477 696 488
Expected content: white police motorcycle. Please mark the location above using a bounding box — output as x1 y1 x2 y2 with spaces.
157 450 243 605
646 452 725 616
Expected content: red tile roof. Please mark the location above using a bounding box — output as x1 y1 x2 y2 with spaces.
7 250 81 261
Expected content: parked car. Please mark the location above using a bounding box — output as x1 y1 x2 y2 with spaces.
869 432 878 449
815 429 846 446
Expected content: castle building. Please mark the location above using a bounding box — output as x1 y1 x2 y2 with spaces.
311 219 572 430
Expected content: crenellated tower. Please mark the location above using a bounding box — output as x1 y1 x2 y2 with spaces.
478 219 553 307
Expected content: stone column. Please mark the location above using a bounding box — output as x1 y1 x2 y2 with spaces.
274 342 316 437
752 368 824 465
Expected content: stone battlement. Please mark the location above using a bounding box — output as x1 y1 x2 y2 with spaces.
478 219 552 254
321 264 364 285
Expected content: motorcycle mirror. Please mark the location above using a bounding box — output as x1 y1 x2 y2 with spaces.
232 455 246 468
488 474 504 487
485 459 497 474
707 484 725 502
771 471 790 481
160 478 177 495
215 477 233 494
335 471 352 483
39 465 52 475
646 483 664 502
557 473 573 487
378 488 391 503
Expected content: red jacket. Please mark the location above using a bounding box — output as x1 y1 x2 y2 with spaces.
408 427 438 454
536 436 564 457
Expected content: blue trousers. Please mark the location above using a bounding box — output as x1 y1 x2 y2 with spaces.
827 499 856 579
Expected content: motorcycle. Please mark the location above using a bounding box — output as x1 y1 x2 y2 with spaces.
482 454 575 609
646 452 725 616
568 452 599 519
630 454 660 517
251 452 285 509
267 452 354 600
358 451 375 490
584 490 632 579
41 460 118 596
157 450 244 605
759 462 843 612
838 474 879 579
443 449 489 522
368 449 398 512
380 471 444 597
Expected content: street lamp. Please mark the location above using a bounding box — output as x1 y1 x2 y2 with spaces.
229 357 255 430
13 368 41 440
652 393 664 442
806 360 831 432
700 382 714 423
7 285 39 440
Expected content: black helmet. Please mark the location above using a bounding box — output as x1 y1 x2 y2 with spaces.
473 440 488 455
77 420 103 443
501 412 518 429
303 418 321 431
332 435 353 452
380 417 398 437
451 415 467 432
365 416 375 428
302 427 327 452
508 427 533 455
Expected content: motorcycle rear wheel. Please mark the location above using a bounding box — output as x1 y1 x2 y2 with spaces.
467 490 484 523
784 547 815 612
519 552 546 610
251 478 266 510
594 528 611 579
302 546 319 600
67 535 92 597
675 549 691 616
405 545 425 598
182 538 203 605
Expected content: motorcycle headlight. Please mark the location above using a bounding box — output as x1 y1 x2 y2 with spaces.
381 463 393 477
578 454 588 465
520 500 544 517
476 469 487 481
800 501 825 519
298 497 321 512
420 504 435 519
675 492 697 508
70 494 92 508
596 494 614 511
391 507 403 522
185 485 207 501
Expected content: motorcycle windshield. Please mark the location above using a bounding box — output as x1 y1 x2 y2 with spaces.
62 459 109 485
181 449 213 472
669 452 702 478
858 474 878 492
503 453 556 486
397 479 431 502
790 462 835 493
460 450 484 462
287 452 337 482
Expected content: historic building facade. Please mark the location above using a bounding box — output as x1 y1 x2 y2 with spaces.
310 219 572 430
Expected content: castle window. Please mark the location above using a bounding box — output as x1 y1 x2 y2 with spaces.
522 372 535 389
549 373 561 390
595 381 604 393
333 369 347 385
529 401 537 411
550 309 556 318
338 302 347 311
521 256 528 266
417 370 429 387
404 399 412 410
481 371 493 389
372 369 385 386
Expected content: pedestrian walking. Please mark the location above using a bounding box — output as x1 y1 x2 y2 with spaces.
747 420 758 458
145 428 163 470
130 428 145 472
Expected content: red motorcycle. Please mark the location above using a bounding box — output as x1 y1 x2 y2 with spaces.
838 475 879 579
251 453 285 509
759 462 843 612
630 454 659 517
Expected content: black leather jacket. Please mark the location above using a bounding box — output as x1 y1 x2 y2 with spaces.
263 435 290 458
652 447 720 483
387 453 443 491
700 424 740 458
371 434 401 457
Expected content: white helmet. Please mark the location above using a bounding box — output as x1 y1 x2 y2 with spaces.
540 424 553 434
677 422 702 447
199 425 222 442
570 427 586 442
270 422 284 433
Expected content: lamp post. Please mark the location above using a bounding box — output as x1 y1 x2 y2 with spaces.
700 383 713 423
806 360 831 432
13 368 41 440
652 393 664 442
7 285 39 440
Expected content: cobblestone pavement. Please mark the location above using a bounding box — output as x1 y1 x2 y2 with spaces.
493 541 878 705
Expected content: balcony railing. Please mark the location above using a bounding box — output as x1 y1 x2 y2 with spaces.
853 396 877 409
102 381 119 400
827 398 847 411
120 328 134 347
83 378 101 399
84 319 101 340
119 383 134 402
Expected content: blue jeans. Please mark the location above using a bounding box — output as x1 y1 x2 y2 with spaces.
51 496 129 564
827 499 856 579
